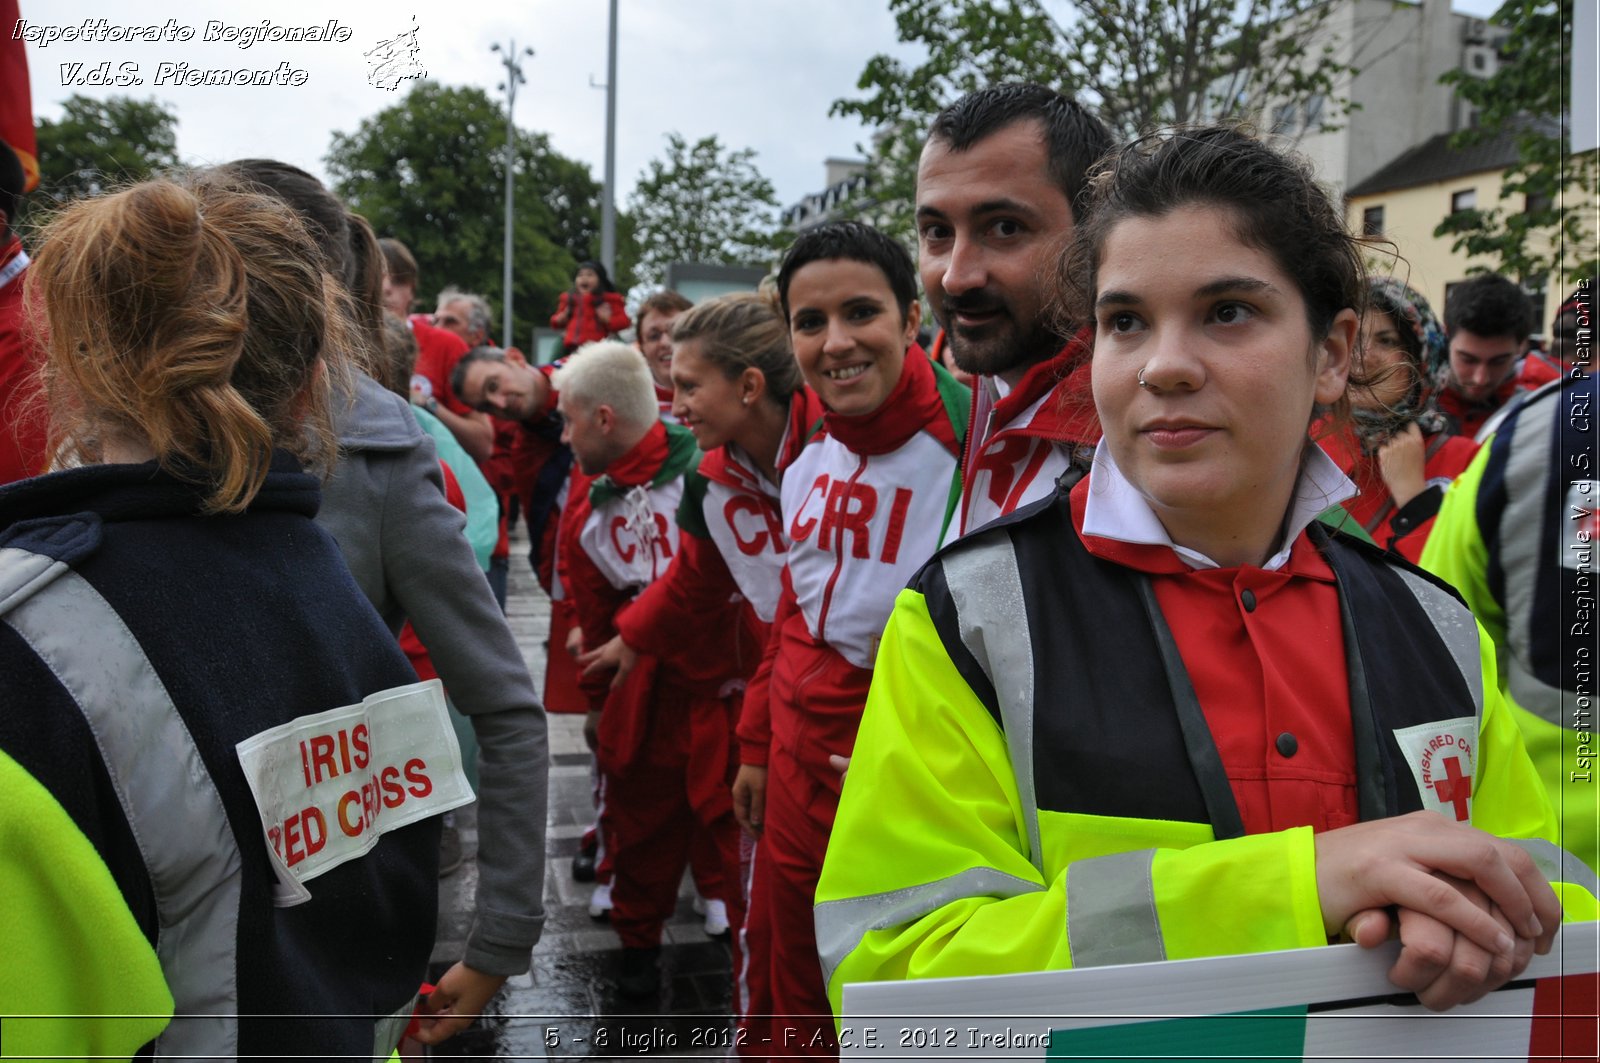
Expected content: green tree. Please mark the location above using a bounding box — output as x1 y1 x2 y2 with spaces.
833 0 1353 241
626 133 783 288
326 81 622 349
25 95 180 226
1435 0 1596 292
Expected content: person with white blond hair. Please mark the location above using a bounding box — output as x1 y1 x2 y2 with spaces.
555 341 747 998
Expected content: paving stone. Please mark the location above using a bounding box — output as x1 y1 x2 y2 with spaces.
427 523 731 1057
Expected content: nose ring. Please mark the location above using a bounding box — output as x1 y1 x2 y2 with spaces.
1138 367 1156 391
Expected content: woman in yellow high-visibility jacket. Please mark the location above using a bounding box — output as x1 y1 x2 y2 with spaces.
817 126 1595 1021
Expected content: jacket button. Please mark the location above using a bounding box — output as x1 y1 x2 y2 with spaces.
1276 731 1298 758
1241 589 1257 612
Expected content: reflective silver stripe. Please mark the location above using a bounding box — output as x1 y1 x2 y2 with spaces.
1500 392 1565 726
1392 567 1484 720
0 545 66 613
814 866 1042 990
1066 849 1166 967
3 568 242 1058
941 540 1044 871
1506 837 1600 897
372 994 419 1061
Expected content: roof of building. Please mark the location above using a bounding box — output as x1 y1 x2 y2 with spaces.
1347 116 1560 198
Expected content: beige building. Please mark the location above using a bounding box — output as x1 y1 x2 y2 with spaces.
1344 121 1571 331
1268 0 1507 194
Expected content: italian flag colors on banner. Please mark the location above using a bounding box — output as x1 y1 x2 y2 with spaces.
1046 976 1598 1060
843 922 1598 1062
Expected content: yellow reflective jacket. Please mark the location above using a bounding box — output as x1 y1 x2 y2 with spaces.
817 503 1596 1015
1423 377 1600 873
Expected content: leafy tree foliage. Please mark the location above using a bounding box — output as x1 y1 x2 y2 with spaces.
832 0 1352 241
326 81 624 349
626 133 783 288
24 95 180 227
1435 0 1596 292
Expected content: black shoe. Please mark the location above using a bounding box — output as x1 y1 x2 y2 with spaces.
438 826 464 877
571 844 597 882
617 946 660 998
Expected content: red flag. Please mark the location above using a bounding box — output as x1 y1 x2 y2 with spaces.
1 0 39 192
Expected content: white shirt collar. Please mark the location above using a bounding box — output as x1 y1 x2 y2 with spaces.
1080 439 1357 572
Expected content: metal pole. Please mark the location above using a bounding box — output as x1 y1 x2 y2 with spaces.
493 40 532 347
601 0 618 277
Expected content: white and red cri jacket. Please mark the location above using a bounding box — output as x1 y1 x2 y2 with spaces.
947 327 1100 544
738 348 969 793
617 388 825 669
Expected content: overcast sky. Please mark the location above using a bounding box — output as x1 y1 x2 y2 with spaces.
23 0 924 211
24 0 1506 210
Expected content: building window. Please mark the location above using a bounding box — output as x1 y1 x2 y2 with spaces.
1526 191 1552 214
1304 94 1326 132
1362 205 1385 236
1525 274 1548 337
1472 52 1486 71
1451 188 1478 213
1271 103 1297 135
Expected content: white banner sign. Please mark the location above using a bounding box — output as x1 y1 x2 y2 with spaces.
236 679 473 905
842 921 1598 1061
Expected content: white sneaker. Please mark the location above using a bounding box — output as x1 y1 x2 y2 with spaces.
700 897 730 937
588 882 612 920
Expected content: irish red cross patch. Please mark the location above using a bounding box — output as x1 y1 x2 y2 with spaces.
1392 718 1478 822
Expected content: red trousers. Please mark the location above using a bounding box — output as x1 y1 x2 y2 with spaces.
603 685 743 951
737 744 838 1059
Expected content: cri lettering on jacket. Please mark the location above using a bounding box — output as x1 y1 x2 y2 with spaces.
724 494 788 557
790 475 916 563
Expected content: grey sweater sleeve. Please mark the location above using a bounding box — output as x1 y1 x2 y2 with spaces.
325 382 548 976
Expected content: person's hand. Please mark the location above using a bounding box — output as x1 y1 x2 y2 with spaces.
565 624 584 658
1377 422 1427 510
1315 811 1558 960
829 754 850 781
583 708 602 753
595 298 612 325
552 292 574 326
1343 873 1533 1010
578 635 638 690
732 764 768 836
410 962 507 1045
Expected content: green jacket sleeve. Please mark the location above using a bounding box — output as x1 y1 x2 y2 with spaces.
1470 624 1599 914
0 749 172 1057
1420 444 1503 639
413 405 498 572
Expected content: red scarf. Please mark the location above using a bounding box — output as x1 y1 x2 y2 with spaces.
601 419 670 488
992 327 1097 440
822 345 956 457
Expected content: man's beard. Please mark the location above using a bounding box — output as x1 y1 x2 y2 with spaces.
940 292 1062 378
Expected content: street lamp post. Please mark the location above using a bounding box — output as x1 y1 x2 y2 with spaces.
601 0 618 278
492 39 533 349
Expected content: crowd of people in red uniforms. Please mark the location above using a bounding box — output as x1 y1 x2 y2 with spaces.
0 77 1590 1059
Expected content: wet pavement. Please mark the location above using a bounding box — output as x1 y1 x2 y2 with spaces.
424 526 734 1060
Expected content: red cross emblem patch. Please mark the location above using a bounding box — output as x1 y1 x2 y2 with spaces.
1392 718 1478 822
